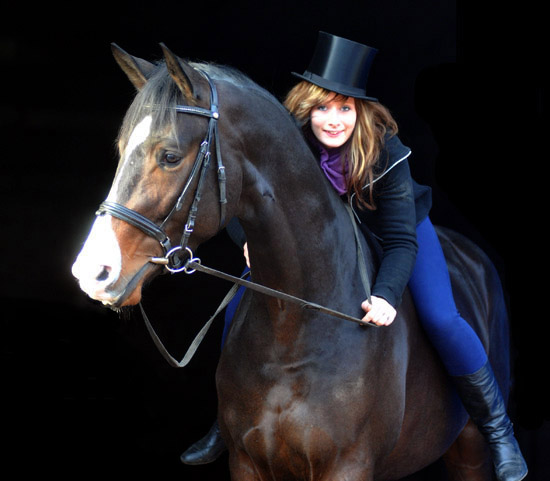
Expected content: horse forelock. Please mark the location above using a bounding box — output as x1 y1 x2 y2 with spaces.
117 64 181 149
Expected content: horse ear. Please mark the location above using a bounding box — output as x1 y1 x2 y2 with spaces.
111 43 155 90
160 43 196 100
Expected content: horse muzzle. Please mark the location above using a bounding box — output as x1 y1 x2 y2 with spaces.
72 257 156 308
71 213 161 307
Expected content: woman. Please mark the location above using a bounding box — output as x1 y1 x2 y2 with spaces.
181 32 527 481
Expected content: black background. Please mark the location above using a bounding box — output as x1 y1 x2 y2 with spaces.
2 1 547 480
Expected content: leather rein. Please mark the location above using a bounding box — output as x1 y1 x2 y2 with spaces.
95 68 375 369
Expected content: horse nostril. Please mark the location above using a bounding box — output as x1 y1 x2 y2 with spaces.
96 266 111 282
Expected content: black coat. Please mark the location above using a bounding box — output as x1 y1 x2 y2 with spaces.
351 134 431 307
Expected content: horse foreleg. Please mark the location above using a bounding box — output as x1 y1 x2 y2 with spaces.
443 419 493 481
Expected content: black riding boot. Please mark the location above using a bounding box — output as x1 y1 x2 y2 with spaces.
180 420 227 465
452 361 528 481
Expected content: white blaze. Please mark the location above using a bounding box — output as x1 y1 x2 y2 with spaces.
108 115 153 202
71 213 122 303
72 115 153 303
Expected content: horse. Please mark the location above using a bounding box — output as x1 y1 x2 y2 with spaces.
72 44 511 480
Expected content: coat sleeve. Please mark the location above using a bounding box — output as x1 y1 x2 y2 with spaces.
357 159 418 308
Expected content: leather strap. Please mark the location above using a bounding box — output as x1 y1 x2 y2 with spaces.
139 280 242 368
139 260 376 368
345 204 371 302
188 260 374 327
97 201 173 251
139 208 376 368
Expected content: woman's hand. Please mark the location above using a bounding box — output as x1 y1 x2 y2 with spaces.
361 296 396 326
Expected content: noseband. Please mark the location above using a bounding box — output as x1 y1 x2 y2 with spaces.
96 69 226 272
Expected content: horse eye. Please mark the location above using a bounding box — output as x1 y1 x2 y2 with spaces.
163 152 182 165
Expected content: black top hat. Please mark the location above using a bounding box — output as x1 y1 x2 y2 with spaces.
292 31 378 101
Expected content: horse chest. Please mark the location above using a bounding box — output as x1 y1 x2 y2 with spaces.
224 359 374 443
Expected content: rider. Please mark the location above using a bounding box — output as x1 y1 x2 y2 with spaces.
180 32 527 481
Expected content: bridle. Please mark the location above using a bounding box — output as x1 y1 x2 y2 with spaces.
96 68 226 273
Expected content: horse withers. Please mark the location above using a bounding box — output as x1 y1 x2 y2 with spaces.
72 44 510 480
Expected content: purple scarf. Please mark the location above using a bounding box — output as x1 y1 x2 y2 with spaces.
308 134 349 195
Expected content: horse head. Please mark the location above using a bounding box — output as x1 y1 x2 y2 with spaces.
72 44 245 307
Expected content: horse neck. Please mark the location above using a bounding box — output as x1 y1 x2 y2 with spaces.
236 110 361 304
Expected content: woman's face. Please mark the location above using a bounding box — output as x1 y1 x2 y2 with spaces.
310 94 357 149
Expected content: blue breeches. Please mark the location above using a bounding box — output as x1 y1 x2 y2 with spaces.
409 217 487 376
221 217 487 377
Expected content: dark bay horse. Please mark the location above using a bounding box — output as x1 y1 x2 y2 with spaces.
72 44 511 480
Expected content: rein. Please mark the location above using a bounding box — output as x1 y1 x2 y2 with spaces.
143 204 375 369
97 67 375 368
